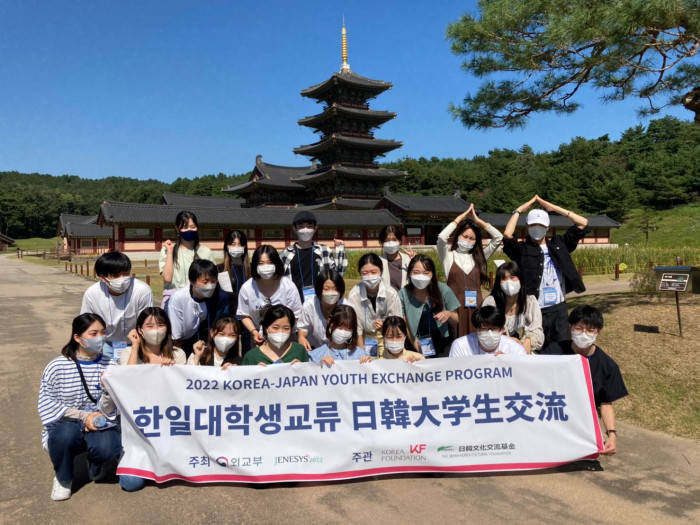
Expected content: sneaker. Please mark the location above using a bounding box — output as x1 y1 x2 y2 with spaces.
51 477 71 501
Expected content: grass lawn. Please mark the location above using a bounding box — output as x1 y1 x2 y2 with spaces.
13 237 60 251
611 203 700 247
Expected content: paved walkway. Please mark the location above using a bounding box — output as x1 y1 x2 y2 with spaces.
1 256 698 525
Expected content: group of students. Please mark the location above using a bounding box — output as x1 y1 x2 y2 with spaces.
39 197 628 501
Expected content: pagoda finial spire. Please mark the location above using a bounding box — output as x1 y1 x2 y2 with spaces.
340 19 350 73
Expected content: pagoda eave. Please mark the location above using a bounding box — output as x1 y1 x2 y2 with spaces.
293 135 403 156
298 105 396 128
301 72 392 100
290 165 406 184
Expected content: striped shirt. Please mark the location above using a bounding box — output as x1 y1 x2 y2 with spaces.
280 242 348 279
38 354 115 450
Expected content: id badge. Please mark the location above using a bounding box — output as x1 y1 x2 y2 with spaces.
543 286 558 306
112 341 127 361
364 338 378 357
464 290 478 308
302 286 316 302
418 336 436 357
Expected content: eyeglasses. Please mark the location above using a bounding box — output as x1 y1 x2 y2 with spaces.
571 326 599 336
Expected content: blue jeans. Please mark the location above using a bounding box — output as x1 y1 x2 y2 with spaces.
47 420 121 486
119 475 146 492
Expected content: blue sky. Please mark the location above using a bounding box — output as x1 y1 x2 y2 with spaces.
0 1 692 183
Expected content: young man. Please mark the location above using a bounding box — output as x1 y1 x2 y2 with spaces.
449 305 526 356
540 305 628 455
168 259 229 358
280 211 347 301
80 251 153 360
503 195 590 346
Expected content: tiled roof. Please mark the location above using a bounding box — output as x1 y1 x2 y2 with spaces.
162 192 244 208
59 214 97 228
293 135 402 156
301 71 392 99
298 105 396 128
480 213 621 229
64 222 112 239
0 232 16 244
290 165 405 183
379 190 471 213
222 156 311 193
98 201 401 227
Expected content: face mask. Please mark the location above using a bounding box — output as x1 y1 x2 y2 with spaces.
410 274 432 290
500 280 521 296
362 275 382 289
296 228 315 242
321 292 340 305
331 329 353 345
457 239 475 253
383 241 400 255
528 226 547 241
385 339 405 354
228 247 245 258
257 264 276 279
179 230 197 242
267 332 290 348
571 332 597 349
80 336 104 355
477 330 502 351
214 336 237 353
194 283 217 298
106 276 131 294
141 329 167 346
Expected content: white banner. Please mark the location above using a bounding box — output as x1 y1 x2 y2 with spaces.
103 356 604 483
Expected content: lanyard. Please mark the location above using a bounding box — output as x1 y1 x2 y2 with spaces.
417 299 432 337
296 246 314 288
107 281 132 338
231 264 245 292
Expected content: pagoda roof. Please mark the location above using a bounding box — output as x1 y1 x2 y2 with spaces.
290 165 405 184
379 189 472 213
301 71 392 100
222 156 311 194
293 135 402 157
162 192 244 208
298 104 396 128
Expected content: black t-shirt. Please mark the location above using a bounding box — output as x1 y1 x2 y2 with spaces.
541 341 628 406
290 246 315 294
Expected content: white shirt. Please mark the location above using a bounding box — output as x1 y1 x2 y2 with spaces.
159 244 216 291
538 244 566 308
449 333 526 357
297 296 348 348
168 286 208 340
119 345 187 365
437 222 503 277
347 282 402 336
80 279 153 343
186 352 225 367
236 276 302 330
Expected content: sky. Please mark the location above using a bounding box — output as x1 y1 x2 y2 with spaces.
0 0 692 183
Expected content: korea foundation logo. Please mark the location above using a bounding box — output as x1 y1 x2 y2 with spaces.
381 444 427 462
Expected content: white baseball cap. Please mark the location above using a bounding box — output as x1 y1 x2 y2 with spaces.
527 209 550 227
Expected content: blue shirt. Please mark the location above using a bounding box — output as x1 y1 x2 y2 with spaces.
308 344 367 363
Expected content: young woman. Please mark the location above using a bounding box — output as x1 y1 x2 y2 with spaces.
121 307 187 365
298 269 347 350
38 313 122 500
237 245 302 347
242 305 309 366
189 314 242 368
379 224 411 291
217 229 253 355
159 210 216 309
398 255 460 358
347 253 403 358
378 316 425 362
437 203 503 337
482 262 544 354
308 305 367 366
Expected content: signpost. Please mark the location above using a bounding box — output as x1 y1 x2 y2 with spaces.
653 266 699 338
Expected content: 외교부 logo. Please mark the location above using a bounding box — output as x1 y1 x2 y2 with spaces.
216 457 229 467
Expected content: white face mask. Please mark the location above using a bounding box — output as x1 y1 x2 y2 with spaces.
107 276 131 294
410 274 432 290
528 225 548 241
194 283 217 298
500 280 521 296
141 329 167 346
257 264 276 280
383 241 400 255
214 336 237 353
228 247 245 258
331 329 353 345
296 228 315 242
385 339 405 354
321 291 340 305
477 330 502 351
267 332 290 348
362 275 382 289
571 331 597 349
457 239 475 253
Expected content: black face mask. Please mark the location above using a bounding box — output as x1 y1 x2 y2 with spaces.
180 230 197 242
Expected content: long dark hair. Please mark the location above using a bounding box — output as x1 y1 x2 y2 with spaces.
449 218 488 286
61 313 106 360
490 262 527 316
172 210 201 269
325 305 359 349
223 229 250 278
251 245 284 280
405 255 444 313
135 307 175 363
200 314 241 366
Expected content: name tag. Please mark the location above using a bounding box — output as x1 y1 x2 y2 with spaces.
464 290 478 308
418 336 436 357
302 286 316 302
112 341 128 361
364 338 378 357
543 286 558 306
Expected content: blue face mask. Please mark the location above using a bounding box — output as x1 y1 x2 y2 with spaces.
80 336 104 355
179 230 197 242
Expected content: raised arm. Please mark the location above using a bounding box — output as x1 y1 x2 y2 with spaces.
504 196 537 240
536 196 588 229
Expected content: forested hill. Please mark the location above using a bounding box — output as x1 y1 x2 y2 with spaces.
1 116 698 238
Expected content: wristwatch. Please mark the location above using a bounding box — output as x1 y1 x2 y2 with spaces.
512 210 521 215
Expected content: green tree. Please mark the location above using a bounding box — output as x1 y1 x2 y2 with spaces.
447 0 700 129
